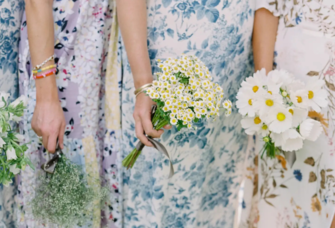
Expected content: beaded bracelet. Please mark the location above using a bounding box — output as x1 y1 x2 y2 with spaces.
134 83 152 97
32 64 57 74
33 55 55 71
33 68 56 80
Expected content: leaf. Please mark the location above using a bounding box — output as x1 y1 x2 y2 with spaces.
266 194 278 199
327 169 333 172
264 199 275 207
162 0 172 7
325 80 335 91
205 0 220 7
205 8 219 23
280 184 288 188
201 39 209 49
272 178 277 188
196 6 206 20
304 157 315 166
309 171 317 182
166 28 174 38
307 71 319 76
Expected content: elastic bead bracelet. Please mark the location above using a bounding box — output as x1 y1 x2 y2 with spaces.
32 64 57 74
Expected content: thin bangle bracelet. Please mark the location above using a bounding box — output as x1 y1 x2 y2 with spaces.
33 55 55 71
134 83 152 96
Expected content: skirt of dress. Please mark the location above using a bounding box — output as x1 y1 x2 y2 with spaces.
17 0 121 227
0 0 24 227
256 17 335 228
118 1 257 227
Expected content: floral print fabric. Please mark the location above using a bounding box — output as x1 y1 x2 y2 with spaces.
17 0 121 227
118 0 257 227
250 1 335 227
0 0 23 227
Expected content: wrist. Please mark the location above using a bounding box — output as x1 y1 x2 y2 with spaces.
133 75 153 89
35 75 59 103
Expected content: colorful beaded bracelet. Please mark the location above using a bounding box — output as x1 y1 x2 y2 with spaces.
33 55 55 71
33 68 56 80
32 64 57 74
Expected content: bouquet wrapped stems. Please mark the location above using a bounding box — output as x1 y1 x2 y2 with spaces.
122 106 169 169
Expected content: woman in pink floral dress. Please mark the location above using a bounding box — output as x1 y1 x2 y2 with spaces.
251 0 335 227
16 0 120 227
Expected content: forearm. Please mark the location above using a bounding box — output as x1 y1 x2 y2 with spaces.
116 0 152 88
253 8 279 73
25 0 58 102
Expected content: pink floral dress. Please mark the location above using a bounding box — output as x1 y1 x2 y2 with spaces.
247 1 335 227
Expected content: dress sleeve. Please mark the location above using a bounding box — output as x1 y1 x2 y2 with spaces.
255 0 284 17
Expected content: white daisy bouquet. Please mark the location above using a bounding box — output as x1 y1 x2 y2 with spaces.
123 55 232 169
0 92 32 186
237 69 328 158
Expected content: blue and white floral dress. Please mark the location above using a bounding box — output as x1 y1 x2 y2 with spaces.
0 0 24 227
119 1 257 227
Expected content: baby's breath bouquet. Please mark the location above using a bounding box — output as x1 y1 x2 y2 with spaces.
32 154 108 227
0 92 32 186
237 69 328 159
123 55 232 170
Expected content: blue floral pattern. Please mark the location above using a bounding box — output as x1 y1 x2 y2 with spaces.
119 1 256 227
0 0 23 227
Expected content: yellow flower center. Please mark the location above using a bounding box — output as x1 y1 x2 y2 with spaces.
262 125 268 130
268 91 272 95
296 96 303 103
289 109 294 115
254 117 261 125
248 99 252 106
266 99 274 107
252 86 259 93
277 113 286 121
308 91 314 99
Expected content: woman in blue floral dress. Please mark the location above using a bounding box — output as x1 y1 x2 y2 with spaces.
117 0 257 227
0 0 24 227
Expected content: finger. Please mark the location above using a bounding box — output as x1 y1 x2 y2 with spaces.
47 133 58 154
42 135 49 152
135 119 152 147
58 123 65 150
163 125 172 130
141 115 162 138
31 121 42 137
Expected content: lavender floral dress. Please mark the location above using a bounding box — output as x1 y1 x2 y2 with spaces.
17 0 121 227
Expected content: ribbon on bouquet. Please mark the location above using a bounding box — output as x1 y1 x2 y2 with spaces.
41 146 63 174
132 105 175 178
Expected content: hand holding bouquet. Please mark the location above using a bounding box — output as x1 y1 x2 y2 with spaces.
0 92 32 186
123 55 232 172
237 69 328 158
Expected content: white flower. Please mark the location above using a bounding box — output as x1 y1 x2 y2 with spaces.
0 137 5 148
0 92 10 108
290 89 309 109
10 164 21 175
259 124 270 137
6 147 17 160
3 179 12 187
254 92 283 116
266 106 293 134
299 119 323 141
271 129 304 152
10 95 28 107
267 69 293 89
9 113 21 122
236 89 257 117
241 116 263 135
15 134 25 143
242 69 267 95
170 118 178 125
305 77 328 112
288 107 308 127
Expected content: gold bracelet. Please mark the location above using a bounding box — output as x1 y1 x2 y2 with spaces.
134 83 152 96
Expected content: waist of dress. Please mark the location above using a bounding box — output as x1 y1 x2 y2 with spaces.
300 21 335 40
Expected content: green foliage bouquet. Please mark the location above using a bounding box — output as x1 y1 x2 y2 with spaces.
0 92 32 186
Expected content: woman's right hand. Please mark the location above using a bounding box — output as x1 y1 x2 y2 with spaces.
31 76 66 153
133 92 171 147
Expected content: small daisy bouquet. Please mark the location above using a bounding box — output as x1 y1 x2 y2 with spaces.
0 92 32 186
237 69 328 158
123 55 232 169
